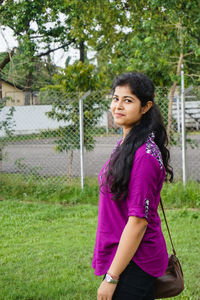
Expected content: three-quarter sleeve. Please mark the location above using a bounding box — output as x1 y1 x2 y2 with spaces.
127 153 162 222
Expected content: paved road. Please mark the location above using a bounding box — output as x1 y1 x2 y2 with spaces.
2 136 200 181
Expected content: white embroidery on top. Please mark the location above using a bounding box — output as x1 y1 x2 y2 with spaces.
146 133 163 170
144 199 150 218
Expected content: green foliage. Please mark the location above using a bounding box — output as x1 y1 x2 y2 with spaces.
43 61 109 153
53 61 105 93
0 174 99 205
97 0 200 87
0 0 49 42
1 173 200 208
1 0 199 89
0 0 123 77
0 99 15 160
0 99 15 137
0 1 64 92
14 158 42 178
161 181 200 208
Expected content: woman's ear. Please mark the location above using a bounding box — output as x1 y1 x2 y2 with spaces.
141 101 153 114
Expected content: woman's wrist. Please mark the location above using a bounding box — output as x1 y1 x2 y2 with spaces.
107 271 120 281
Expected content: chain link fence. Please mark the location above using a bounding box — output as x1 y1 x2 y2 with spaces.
184 86 200 181
0 87 199 188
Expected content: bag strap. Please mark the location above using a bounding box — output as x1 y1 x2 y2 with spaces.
160 198 176 256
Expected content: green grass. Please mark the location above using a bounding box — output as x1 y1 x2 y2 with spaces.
0 200 199 300
1 174 200 208
161 181 200 208
0 174 99 205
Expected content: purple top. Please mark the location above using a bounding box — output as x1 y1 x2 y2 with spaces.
92 134 168 277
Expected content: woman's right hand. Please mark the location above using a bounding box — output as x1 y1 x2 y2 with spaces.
97 279 117 300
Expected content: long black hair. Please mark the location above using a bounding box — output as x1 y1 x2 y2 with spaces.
104 72 173 201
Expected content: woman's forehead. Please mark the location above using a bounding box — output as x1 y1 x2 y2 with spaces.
113 85 138 99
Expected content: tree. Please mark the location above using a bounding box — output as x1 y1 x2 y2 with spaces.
0 0 125 72
1 0 199 141
95 0 200 143
43 61 109 178
0 0 76 102
0 1 47 103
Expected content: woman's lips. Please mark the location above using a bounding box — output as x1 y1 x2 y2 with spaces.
115 113 125 117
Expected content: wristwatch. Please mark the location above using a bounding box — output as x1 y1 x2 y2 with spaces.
105 273 119 284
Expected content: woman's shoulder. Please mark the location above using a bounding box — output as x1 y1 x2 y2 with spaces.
135 133 164 170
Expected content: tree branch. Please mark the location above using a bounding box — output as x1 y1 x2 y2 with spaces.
185 74 200 78
176 53 183 75
183 51 194 57
167 52 183 145
36 39 76 58
31 35 44 39
167 61 179 64
0 48 16 71
184 60 200 65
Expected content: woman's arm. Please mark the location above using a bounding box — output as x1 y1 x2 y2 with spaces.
97 216 148 300
108 216 148 277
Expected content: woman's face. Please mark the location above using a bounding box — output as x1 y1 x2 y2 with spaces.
111 85 146 133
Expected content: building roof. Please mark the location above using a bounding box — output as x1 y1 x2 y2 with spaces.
0 78 23 91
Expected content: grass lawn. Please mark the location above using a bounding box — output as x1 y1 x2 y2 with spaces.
0 200 199 300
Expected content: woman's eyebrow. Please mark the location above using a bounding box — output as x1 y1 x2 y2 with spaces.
113 95 135 99
123 95 135 99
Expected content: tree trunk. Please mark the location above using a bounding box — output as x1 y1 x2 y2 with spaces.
79 41 85 62
167 53 183 146
0 48 16 101
24 71 33 105
0 76 2 100
67 150 73 180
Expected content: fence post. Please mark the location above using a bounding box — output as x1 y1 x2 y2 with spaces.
106 112 109 135
79 91 91 189
177 95 181 133
181 64 186 186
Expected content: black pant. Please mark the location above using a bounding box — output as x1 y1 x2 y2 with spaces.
103 261 156 300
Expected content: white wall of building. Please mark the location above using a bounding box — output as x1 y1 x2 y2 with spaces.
0 105 108 137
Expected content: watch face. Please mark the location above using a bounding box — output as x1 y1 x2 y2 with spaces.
106 274 112 282
105 274 118 284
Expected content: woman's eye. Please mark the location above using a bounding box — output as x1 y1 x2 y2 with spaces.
112 97 118 101
125 99 132 103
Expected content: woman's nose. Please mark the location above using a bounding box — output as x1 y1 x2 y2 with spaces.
116 99 124 109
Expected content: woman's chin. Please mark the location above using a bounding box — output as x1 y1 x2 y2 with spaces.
114 119 124 126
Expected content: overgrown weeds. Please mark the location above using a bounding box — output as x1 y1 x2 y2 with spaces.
1 173 199 208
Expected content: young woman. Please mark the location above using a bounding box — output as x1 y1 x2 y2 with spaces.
92 72 173 300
